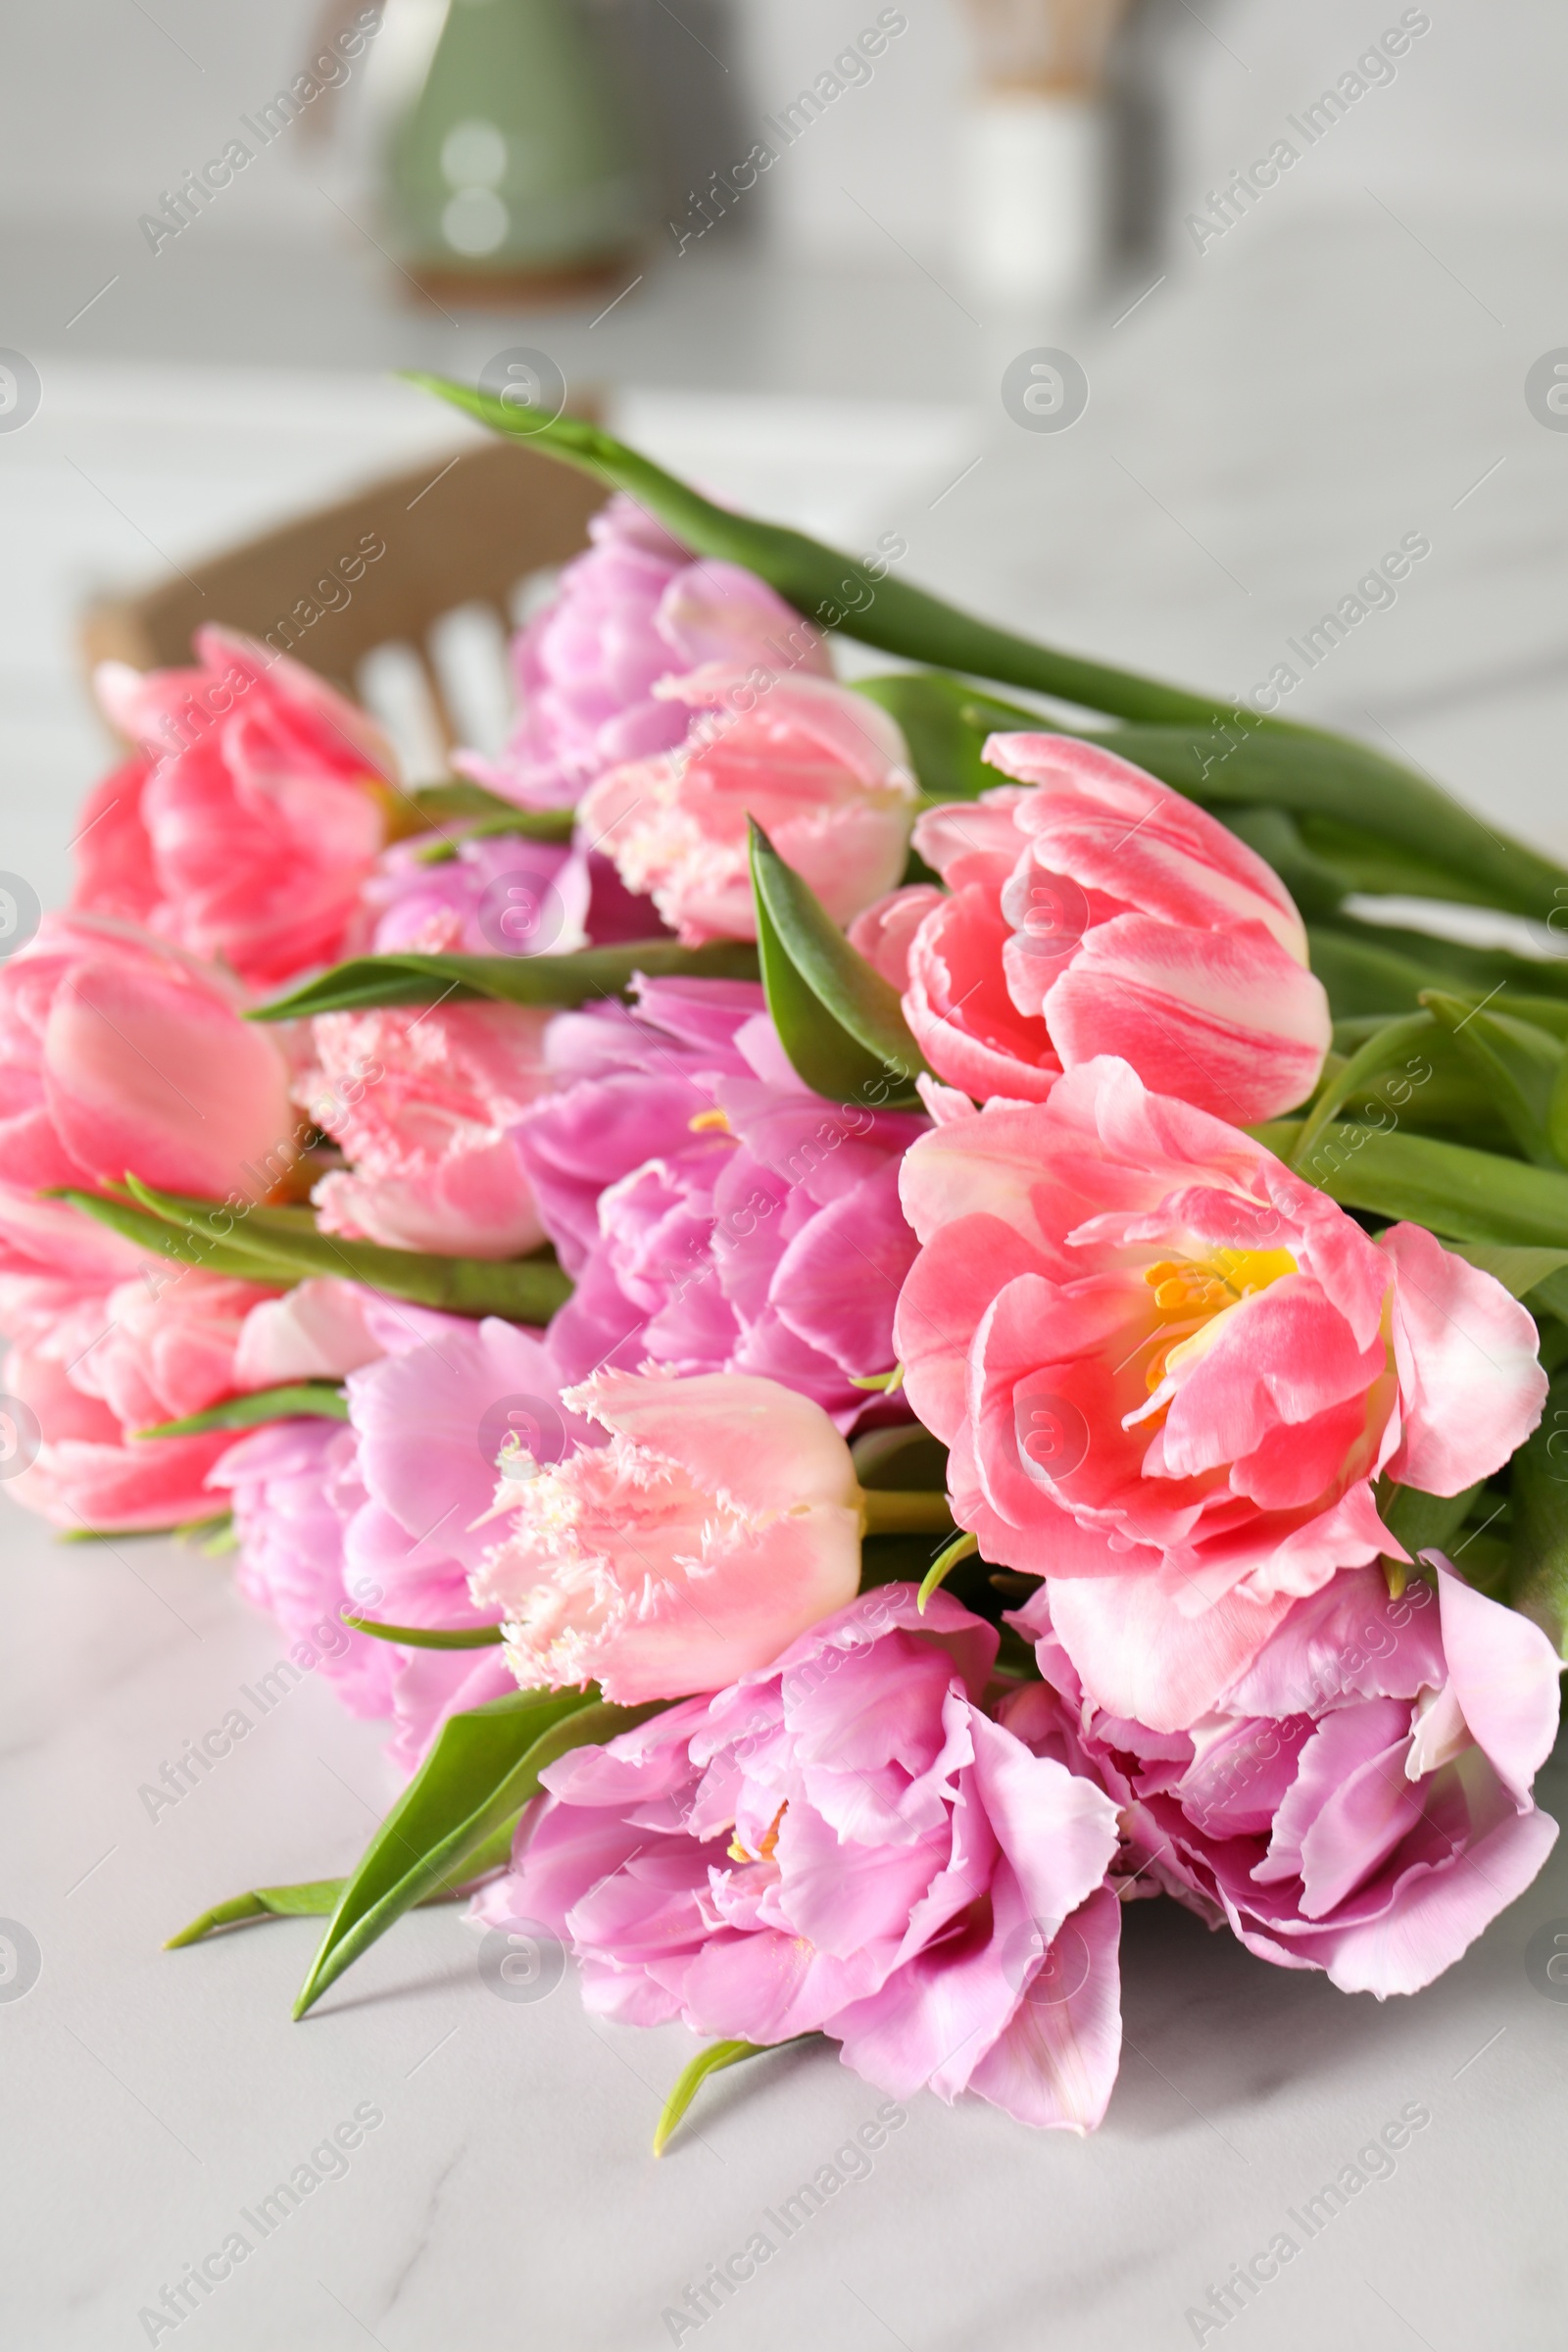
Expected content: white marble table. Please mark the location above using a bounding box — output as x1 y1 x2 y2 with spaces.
6 201 1568 2349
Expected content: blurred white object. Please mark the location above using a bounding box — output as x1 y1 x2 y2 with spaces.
962 91 1106 303
956 0 1130 304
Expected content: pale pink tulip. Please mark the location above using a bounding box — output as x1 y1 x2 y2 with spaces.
850 733 1331 1122
472 1369 863 1704
0 913 297 1215
577 667 916 945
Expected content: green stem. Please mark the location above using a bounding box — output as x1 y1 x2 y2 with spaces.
412 380 1239 726
409 379 1568 923
860 1489 956 1536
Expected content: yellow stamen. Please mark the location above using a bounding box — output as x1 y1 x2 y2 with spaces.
727 1800 787 1865
689 1106 731 1133
1141 1247 1298 1391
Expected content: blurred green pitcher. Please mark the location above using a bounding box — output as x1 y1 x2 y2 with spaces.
382 0 643 300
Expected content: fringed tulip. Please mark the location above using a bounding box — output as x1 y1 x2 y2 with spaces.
297 1001 554 1258
471 1369 863 1704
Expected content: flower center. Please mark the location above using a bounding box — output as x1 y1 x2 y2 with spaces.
727 1800 788 1865
1141 1247 1297 1392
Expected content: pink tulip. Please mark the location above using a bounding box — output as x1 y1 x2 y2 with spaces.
849 733 1332 1122
459 494 830 809
213 1313 582 1768
79 628 393 991
471 1587 1124 2130
471 1369 864 1704
1009 1563 1560 1996
516 974 926 1426
297 1001 554 1258
0 1265 405 1538
3 1266 281 1531
896 1058 1546 1721
3 1344 239 1531
0 913 298 1215
230 1276 388 1390
577 667 917 945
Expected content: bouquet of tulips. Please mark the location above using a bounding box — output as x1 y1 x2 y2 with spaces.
7 376 1567 2152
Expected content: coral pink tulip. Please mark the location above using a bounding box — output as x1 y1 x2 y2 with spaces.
895 1058 1546 1722
850 733 1331 1122
0 913 297 1212
79 628 394 990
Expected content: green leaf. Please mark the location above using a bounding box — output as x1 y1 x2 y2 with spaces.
343 1615 504 1648
1378 1479 1483 1563
917 1529 980 1613
111 1176 573 1325
137 1384 349 1440
748 820 928 1106
413 808 578 862
1509 1371 1568 1652
1295 810 1519 906
293 1687 662 2017
1290 1011 1436 1175
166 1818 522 1948
1446 1240 1568 1299
1421 991 1566 1167
167 1881 345 1945
415 377 1568 921
653 2039 796 2156
852 674 996 801
407 378 1241 727
1256 1119 1568 1247
251 937 760 1020
55 1189 310 1287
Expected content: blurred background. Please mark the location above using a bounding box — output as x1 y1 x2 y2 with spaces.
3 0 1566 905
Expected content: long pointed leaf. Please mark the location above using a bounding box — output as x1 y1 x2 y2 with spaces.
1255 1119 1568 1247
1290 1011 1436 1174
1510 1372 1568 1652
251 939 759 1021
167 1817 521 1948
138 1384 349 1439
1422 991 1565 1167
293 1688 662 2017
343 1615 503 1648
120 1175 573 1323
58 1191 310 1286
748 820 927 1106
653 2040 801 2156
